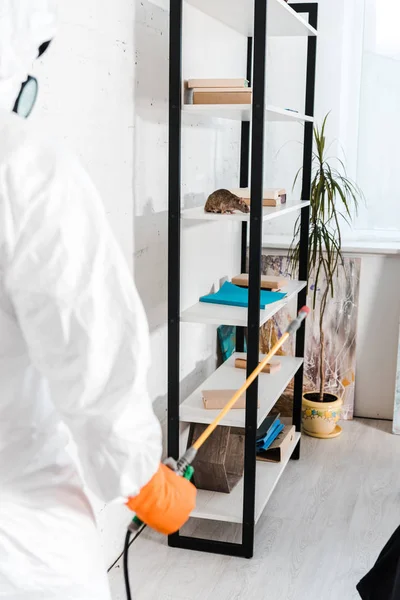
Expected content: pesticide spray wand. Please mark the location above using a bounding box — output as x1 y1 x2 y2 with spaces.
129 305 309 535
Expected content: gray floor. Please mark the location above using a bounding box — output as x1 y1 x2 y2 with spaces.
109 419 400 600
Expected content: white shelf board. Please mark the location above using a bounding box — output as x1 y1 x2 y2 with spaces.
182 200 310 223
189 433 300 523
181 279 307 327
183 104 314 123
180 353 303 428
185 0 317 38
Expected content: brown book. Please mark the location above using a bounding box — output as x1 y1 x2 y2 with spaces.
230 188 287 206
202 389 260 410
192 89 252 105
262 196 287 207
234 358 281 375
188 78 249 88
232 273 288 290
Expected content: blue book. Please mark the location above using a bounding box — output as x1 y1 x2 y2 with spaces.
256 413 280 446
257 420 284 452
257 418 282 448
200 281 286 309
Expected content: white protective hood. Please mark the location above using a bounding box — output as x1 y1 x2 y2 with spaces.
0 0 57 111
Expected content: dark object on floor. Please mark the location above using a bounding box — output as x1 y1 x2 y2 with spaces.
187 423 244 493
357 525 400 599
204 189 249 214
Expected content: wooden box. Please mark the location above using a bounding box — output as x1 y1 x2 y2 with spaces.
202 389 260 409
192 88 252 105
234 357 281 375
187 423 245 493
232 273 288 290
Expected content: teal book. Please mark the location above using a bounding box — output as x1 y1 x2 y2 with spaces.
217 325 247 363
200 281 286 309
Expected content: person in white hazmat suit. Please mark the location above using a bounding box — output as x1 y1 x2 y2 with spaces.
0 2 196 599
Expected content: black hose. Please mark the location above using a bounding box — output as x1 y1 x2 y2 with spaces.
107 522 147 599
123 529 132 600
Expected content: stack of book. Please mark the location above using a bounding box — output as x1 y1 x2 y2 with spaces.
256 416 296 463
230 187 287 207
187 78 252 105
256 414 284 453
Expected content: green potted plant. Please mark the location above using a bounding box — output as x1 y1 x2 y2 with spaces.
288 114 363 438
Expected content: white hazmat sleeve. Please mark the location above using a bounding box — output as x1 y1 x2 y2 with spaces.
4 136 162 503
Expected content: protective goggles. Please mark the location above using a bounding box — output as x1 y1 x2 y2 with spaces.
12 40 52 118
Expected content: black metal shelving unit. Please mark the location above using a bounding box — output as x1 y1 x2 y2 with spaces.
168 0 318 559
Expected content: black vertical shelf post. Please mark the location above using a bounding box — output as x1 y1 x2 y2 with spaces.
167 0 183 548
290 3 318 460
242 0 268 559
236 37 253 354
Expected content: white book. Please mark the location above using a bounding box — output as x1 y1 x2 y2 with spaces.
230 188 286 201
188 78 249 89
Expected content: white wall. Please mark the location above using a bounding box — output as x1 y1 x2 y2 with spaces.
32 1 136 262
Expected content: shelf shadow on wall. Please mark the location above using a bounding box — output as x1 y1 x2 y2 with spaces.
152 354 217 454
134 199 168 333
133 0 169 124
133 0 169 333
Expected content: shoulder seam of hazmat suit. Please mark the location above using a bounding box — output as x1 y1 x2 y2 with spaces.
2 121 162 502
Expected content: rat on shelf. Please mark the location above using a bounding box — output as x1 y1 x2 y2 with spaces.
204 189 250 215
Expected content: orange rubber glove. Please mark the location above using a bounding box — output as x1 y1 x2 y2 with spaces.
126 464 196 535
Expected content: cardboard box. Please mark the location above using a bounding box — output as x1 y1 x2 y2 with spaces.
192 89 252 105
188 78 249 88
256 424 296 463
230 187 287 206
202 389 260 410
232 273 289 290
234 357 281 375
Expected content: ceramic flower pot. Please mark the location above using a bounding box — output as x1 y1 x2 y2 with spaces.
302 392 342 438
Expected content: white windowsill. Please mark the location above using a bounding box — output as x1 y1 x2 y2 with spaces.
262 235 400 256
